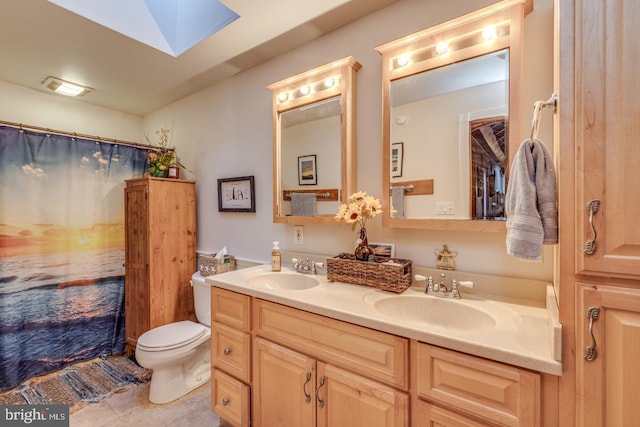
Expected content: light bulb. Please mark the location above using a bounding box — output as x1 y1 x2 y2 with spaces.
300 85 310 95
397 54 411 67
277 92 289 102
324 77 335 88
435 41 449 55
482 26 497 41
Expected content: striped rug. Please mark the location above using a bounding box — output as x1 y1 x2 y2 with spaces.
0 355 151 413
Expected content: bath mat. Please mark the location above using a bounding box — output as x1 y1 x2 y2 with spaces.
0 354 151 413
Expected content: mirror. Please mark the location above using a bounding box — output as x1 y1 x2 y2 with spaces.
376 1 527 231
268 57 361 225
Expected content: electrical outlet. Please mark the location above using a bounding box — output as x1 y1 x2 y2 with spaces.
294 225 304 244
436 201 455 215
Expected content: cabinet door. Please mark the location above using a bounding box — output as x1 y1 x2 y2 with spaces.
124 182 149 346
575 0 640 278
253 337 315 427
577 283 640 426
316 362 408 427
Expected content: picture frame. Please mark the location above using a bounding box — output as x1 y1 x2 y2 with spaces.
218 176 256 212
369 242 396 258
391 142 404 178
298 154 317 185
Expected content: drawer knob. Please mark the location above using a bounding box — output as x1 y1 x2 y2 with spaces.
222 398 230 406
223 347 232 356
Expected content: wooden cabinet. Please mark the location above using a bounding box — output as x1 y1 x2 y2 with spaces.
571 0 640 280
252 300 409 427
124 177 196 352
414 342 541 427
211 288 555 426
576 284 640 426
210 287 252 427
557 0 640 425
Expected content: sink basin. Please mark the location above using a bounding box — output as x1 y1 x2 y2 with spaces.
247 273 320 290
367 295 496 331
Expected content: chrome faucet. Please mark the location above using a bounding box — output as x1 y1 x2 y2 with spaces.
292 257 324 275
415 274 474 299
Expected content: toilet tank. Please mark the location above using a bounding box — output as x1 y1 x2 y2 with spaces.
191 272 212 327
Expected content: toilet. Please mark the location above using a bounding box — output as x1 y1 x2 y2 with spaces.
135 272 212 404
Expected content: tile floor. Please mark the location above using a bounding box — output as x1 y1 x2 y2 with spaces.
70 381 230 427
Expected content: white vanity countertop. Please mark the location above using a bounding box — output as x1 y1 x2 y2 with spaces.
207 264 563 376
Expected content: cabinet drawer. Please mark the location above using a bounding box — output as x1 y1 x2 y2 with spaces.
416 400 492 427
212 369 250 427
212 287 251 331
416 343 540 427
212 322 251 383
254 299 408 389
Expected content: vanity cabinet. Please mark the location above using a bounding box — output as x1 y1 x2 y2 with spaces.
123 177 196 353
414 342 541 427
210 287 251 427
210 287 557 426
252 299 409 427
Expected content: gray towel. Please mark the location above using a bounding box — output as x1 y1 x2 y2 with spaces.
290 193 316 216
505 139 558 260
391 186 405 219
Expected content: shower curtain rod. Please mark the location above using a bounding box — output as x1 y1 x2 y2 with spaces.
0 120 171 152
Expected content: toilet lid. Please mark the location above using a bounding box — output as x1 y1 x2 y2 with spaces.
138 320 207 350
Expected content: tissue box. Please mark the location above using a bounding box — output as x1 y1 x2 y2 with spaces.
198 253 236 276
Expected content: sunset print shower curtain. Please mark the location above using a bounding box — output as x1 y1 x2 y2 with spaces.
0 125 148 390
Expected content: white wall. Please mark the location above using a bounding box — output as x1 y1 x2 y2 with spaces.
0 80 142 142
1 0 555 281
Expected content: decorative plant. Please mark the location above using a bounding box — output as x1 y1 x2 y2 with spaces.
145 127 185 177
335 191 382 232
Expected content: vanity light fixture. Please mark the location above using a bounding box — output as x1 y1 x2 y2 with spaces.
481 25 498 41
435 41 449 56
42 76 93 97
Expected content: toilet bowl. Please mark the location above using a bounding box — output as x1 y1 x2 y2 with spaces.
135 272 212 404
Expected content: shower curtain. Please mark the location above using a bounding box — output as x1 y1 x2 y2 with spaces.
0 125 148 390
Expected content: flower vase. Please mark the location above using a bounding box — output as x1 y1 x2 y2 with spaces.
354 228 373 261
152 168 169 178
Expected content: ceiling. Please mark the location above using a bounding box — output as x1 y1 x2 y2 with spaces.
0 0 400 116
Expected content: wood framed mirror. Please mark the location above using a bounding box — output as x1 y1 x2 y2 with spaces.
268 56 361 225
376 0 530 231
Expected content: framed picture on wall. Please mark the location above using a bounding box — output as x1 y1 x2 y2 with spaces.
391 142 404 178
298 154 317 185
218 176 256 212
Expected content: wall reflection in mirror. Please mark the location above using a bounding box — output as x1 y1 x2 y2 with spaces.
390 49 509 220
280 96 342 216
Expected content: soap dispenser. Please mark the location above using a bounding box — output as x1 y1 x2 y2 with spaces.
272 241 281 272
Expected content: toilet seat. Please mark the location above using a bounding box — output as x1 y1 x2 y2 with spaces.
137 320 208 352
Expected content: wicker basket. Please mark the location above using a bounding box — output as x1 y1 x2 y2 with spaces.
326 253 412 293
197 253 236 276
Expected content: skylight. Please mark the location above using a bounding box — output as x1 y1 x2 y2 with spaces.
48 0 240 57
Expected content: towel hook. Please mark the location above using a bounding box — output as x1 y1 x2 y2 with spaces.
530 93 558 143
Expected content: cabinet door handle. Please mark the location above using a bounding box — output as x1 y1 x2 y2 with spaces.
316 376 326 408
584 199 600 255
222 398 230 406
223 347 232 356
584 306 600 361
303 371 312 403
